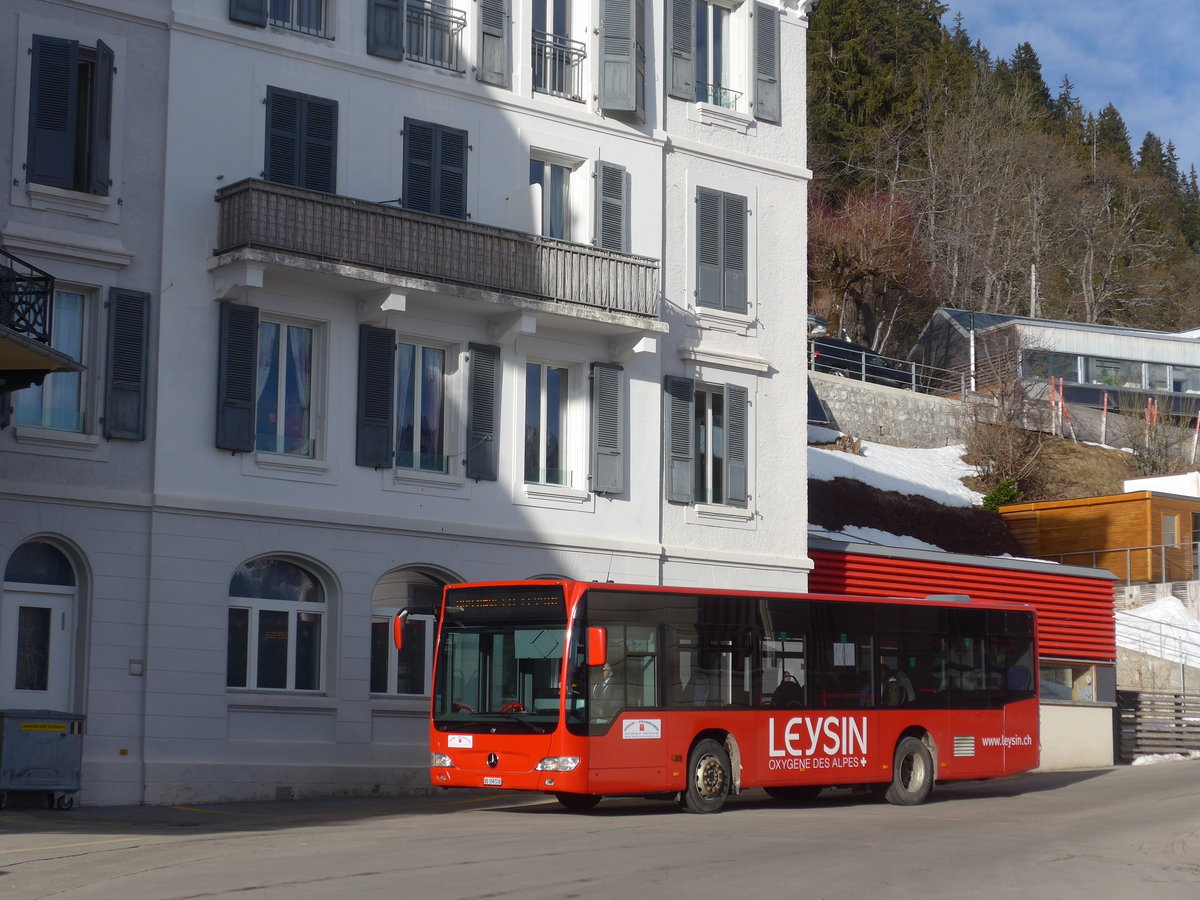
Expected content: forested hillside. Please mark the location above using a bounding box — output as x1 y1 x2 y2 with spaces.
807 0 1200 355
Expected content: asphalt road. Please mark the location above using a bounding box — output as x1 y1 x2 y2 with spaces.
1 761 1197 899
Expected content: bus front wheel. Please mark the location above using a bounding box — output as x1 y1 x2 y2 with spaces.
884 736 934 805
555 793 601 811
681 739 730 813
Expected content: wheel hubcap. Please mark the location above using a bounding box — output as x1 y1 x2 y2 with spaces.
695 754 726 799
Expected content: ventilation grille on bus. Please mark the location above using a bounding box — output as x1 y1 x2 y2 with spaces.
953 736 976 757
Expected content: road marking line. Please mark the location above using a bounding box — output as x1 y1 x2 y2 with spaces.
0 838 134 854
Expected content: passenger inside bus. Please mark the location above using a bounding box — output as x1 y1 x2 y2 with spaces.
770 671 804 708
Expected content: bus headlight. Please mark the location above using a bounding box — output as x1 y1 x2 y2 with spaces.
430 753 454 767
534 756 580 772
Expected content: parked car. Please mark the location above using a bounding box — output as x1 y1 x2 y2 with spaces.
809 337 913 389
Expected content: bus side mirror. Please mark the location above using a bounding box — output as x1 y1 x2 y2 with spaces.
587 627 607 666
393 610 410 650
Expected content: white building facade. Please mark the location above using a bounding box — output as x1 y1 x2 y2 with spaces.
0 0 814 805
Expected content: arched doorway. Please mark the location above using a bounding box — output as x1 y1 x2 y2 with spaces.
1 541 78 711
370 568 451 697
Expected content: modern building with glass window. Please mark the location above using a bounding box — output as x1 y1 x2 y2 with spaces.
0 0 816 805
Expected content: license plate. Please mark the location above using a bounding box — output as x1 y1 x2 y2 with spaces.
483 777 502 786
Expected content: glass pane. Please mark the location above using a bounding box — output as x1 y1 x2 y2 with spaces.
295 611 321 691
694 1 709 100
1086 357 1142 388
545 366 566 484
546 164 568 240
525 363 542 482
370 620 389 693
1147 363 1170 392
1023 351 1078 380
396 343 417 468
282 325 312 456
419 347 445 471
1173 366 1200 394
5 541 75 586
231 558 324 603
15 606 51 691
256 609 289 689
12 291 85 431
397 618 427 694
255 321 281 452
227 608 249 688
712 5 726 90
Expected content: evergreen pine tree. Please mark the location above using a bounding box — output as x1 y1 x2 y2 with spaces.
1137 132 1166 177
1009 42 1052 111
1094 104 1133 165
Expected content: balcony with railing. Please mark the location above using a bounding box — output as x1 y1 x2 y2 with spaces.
269 0 331 38
532 31 586 101
405 1 465 72
214 179 660 320
1 249 82 393
695 82 743 112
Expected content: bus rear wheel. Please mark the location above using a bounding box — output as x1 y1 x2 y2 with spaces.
885 736 934 805
681 739 730 814
764 785 822 803
555 792 601 811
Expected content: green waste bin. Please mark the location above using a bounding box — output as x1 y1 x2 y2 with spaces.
0 709 84 809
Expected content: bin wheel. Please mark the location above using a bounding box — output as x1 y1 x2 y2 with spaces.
56 793 75 810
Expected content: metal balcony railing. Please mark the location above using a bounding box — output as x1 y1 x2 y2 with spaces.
695 82 743 111
0 249 54 343
405 0 465 72
215 179 659 318
1045 540 1200 587
269 0 331 38
532 31 586 101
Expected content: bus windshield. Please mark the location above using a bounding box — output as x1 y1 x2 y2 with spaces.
433 584 568 733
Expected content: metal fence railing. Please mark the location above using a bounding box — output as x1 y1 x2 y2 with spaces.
532 31 586 101
405 0 465 72
1048 541 1200 587
807 341 967 398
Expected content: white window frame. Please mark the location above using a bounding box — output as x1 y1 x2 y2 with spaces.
524 360 571 486
228 594 326 693
254 313 325 462
394 338 450 474
694 0 747 111
269 0 332 38
693 383 725 505
529 151 585 241
370 611 435 696
11 286 94 435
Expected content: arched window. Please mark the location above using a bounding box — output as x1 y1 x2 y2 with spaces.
4 541 76 586
227 558 325 691
370 569 445 696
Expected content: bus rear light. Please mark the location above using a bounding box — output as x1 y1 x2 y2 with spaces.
534 756 580 772
431 753 453 767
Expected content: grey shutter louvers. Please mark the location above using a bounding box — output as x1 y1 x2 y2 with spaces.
697 188 748 313
216 301 259 452
356 325 396 468
265 88 337 192
27 35 78 191
368 0 405 60
477 0 511 87
722 192 748 313
664 375 695 503
89 40 114 196
404 119 467 218
599 0 637 113
667 0 694 100
104 288 151 440
753 4 781 124
595 161 628 253
229 0 268 27
725 384 748 505
466 343 500 480
591 363 624 494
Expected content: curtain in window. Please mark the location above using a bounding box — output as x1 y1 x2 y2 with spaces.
285 325 312 454
420 347 444 469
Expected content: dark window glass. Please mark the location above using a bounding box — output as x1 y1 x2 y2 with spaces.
5 541 75 586
370 620 389 693
295 611 321 691
15 606 51 691
230 559 323 603
397 618 427 694
227 608 249 688
256 609 289 689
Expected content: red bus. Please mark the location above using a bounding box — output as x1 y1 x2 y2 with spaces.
400 580 1038 813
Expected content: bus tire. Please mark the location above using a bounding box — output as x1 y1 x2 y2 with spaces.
555 793 601 811
885 736 934 806
764 785 822 803
680 739 731 814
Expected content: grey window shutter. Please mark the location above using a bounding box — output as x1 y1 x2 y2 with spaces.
753 4 781 124
27 35 79 190
594 161 628 253
667 0 694 100
599 0 636 112
634 0 646 122
466 343 500 480
368 0 405 60
89 40 114 196
696 188 722 309
216 302 258 452
477 0 510 87
722 192 748 313
725 384 748 505
591 363 624 494
437 125 467 218
104 288 151 441
664 375 695 503
265 88 300 187
230 0 268 26
356 325 396 468
403 118 435 212
302 96 337 193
